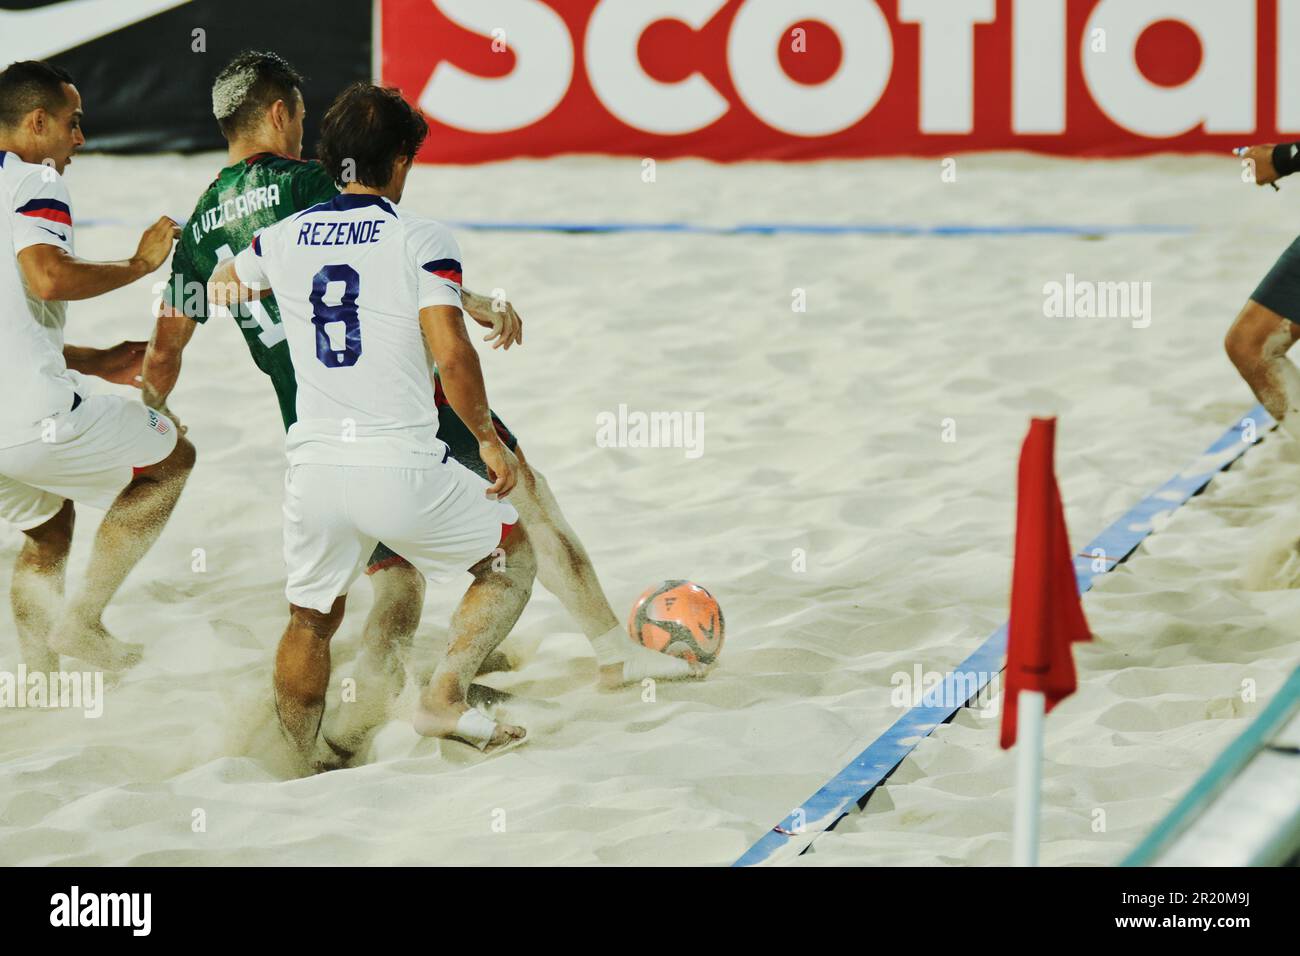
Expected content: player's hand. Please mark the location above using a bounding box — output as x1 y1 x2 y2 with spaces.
156 403 187 437
206 258 265 306
133 216 181 273
479 439 520 500
463 290 524 350
1239 145 1281 187
139 386 187 435
163 406 187 437
92 340 147 387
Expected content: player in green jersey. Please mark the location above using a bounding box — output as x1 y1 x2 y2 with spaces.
141 52 704 765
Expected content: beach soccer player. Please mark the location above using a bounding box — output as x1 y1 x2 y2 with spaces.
140 51 705 760
210 83 533 754
0 60 194 672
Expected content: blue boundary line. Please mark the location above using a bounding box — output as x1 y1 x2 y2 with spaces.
445 221 1195 238
732 405 1275 867
1121 663 1300 866
79 217 1195 239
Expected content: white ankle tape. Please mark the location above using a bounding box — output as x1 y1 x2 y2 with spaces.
455 709 498 751
591 627 624 667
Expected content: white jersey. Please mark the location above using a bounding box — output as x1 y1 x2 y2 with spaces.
0 151 78 448
234 193 463 468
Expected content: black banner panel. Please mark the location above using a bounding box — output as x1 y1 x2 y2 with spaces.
0 0 371 153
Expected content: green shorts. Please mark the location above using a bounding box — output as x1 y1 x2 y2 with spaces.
1252 235 1300 322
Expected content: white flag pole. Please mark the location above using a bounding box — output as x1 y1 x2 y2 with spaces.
1011 689 1046 866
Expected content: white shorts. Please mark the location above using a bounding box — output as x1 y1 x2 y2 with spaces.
283 459 519 613
0 394 177 531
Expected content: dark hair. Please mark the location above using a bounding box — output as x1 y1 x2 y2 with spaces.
212 50 303 139
317 83 428 188
0 60 75 129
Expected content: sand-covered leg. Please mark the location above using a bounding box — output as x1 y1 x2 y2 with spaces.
10 500 74 672
508 455 703 687
317 560 424 767
413 525 534 749
509 456 619 636
49 436 195 670
275 596 344 761
1226 300 1300 437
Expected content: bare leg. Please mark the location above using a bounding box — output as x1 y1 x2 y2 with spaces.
413 525 535 747
317 562 425 766
275 596 345 761
509 449 703 687
48 436 196 670
511 449 619 638
1226 300 1300 437
10 500 74 672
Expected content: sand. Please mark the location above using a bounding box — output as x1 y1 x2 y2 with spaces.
1 152 1298 866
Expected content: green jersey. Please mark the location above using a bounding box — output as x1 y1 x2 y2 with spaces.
164 153 337 428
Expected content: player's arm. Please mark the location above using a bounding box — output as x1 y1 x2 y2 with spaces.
419 303 518 499
18 216 178 301
141 306 197 413
413 223 517 495
209 249 271 305
460 288 523 350
141 230 207 420
63 341 148 388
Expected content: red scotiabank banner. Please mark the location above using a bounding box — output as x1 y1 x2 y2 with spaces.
380 0 1300 163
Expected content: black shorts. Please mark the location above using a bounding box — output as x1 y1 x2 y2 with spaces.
1252 235 1300 322
366 380 519 574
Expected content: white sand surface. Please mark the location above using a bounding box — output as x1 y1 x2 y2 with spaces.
1 153 1298 866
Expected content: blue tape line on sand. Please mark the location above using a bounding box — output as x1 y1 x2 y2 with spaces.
78 217 1194 239
444 221 1194 238
732 404 1275 867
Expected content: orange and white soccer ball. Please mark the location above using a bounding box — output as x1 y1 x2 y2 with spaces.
627 580 724 665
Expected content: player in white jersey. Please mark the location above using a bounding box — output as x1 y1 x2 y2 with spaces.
0 61 195 671
212 84 534 755
141 58 704 765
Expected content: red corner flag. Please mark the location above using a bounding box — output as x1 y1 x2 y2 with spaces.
1000 418 1091 750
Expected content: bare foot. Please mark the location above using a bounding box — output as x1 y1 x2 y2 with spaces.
48 614 142 670
309 735 355 774
318 658 402 765
412 691 526 751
